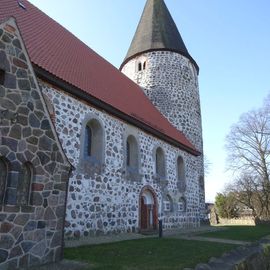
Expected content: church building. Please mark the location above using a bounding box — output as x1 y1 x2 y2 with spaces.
0 0 204 268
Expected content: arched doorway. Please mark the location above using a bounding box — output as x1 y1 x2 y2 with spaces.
139 187 158 231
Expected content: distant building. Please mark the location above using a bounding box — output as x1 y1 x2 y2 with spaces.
0 0 204 268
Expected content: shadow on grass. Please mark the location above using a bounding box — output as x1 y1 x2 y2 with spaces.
65 238 236 270
197 224 270 242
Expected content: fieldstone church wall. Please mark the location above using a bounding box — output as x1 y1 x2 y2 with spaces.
41 82 202 238
0 19 71 269
121 51 205 219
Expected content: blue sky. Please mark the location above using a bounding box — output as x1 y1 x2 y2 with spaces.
28 0 270 202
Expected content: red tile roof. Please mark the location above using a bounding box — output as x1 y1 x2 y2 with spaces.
0 0 199 155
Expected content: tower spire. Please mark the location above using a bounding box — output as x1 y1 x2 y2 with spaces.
121 0 198 71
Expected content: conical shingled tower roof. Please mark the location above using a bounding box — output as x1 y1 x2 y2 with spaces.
121 0 199 72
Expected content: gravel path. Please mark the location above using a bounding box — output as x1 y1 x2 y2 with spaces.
64 225 224 247
175 235 251 245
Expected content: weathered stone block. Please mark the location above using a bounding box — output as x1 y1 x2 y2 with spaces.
31 192 43 205
0 249 8 263
2 137 18 152
31 240 46 257
50 231 62 248
21 241 35 253
44 207 56 220
0 222 14 233
4 73 17 89
24 221 37 231
37 221 46 229
0 50 10 71
37 151 50 165
9 124 22 140
0 235 14 249
12 38 22 49
14 214 29 226
9 245 23 259
29 113 40 128
13 58 27 69
16 68 27 78
18 79 31 90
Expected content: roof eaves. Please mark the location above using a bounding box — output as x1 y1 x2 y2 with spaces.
120 48 199 74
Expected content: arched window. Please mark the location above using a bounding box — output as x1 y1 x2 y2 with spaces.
85 125 92 157
156 147 165 177
177 156 186 192
164 195 173 212
17 162 33 206
143 61 146 70
178 197 186 212
0 157 8 204
84 119 103 163
138 62 142 72
126 135 139 172
126 140 130 166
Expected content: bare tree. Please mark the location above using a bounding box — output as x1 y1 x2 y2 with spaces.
226 98 270 219
226 174 262 218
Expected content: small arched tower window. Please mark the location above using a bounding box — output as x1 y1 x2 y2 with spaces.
178 197 186 212
177 156 186 192
143 61 146 70
164 194 173 212
138 62 142 72
0 157 8 205
126 135 139 171
156 147 165 177
17 162 33 206
84 119 103 163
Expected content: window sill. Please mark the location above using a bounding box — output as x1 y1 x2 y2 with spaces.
123 167 142 182
177 182 186 193
153 174 168 186
78 158 105 176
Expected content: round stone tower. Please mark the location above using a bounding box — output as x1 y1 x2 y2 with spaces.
120 0 205 220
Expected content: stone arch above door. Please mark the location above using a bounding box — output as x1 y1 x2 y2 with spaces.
139 186 158 231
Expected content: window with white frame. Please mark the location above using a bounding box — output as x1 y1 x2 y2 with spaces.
178 198 186 212
164 195 173 212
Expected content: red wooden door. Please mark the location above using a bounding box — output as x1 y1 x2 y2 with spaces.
140 197 148 230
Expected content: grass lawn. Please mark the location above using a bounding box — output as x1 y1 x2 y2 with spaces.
64 238 235 270
198 225 270 242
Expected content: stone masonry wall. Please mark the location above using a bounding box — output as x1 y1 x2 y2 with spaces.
192 237 270 270
0 19 71 269
121 51 205 219
41 82 202 238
